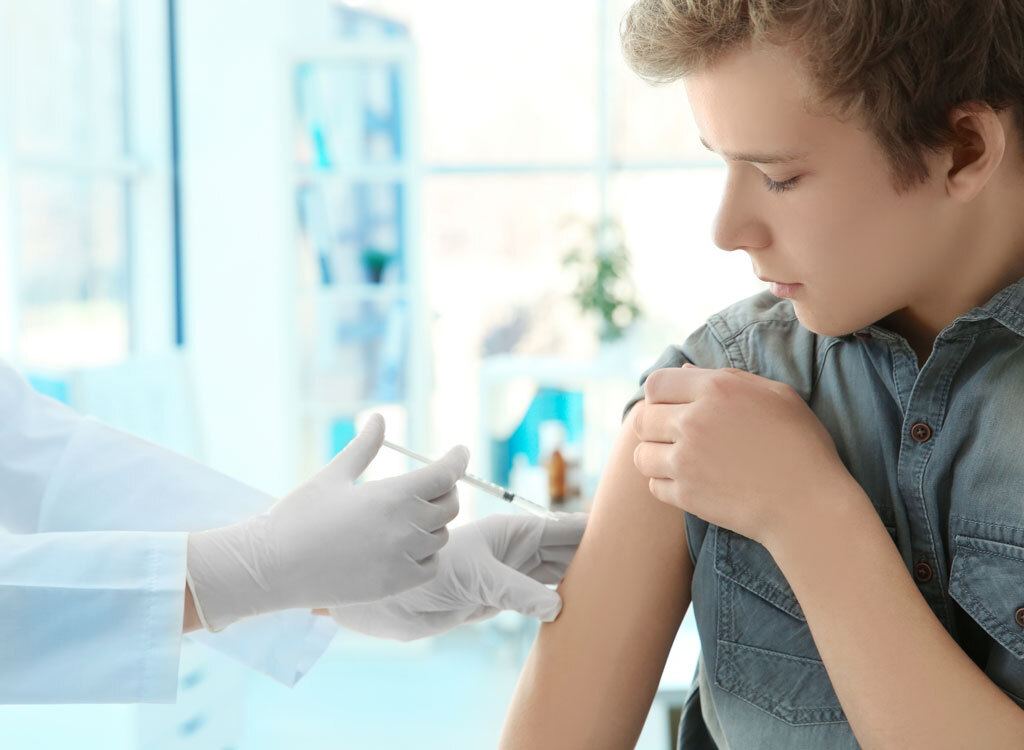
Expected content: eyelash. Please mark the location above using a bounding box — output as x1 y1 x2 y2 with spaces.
761 173 800 193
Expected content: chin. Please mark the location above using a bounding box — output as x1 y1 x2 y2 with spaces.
791 305 866 338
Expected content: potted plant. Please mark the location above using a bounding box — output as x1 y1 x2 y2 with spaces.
360 246 395 284
561 218 642 342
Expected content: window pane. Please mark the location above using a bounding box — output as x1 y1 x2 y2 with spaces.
610 169 765 334
294 60 407 169
17 175 130 368
8 0 127 161
608 0 719 164
422 173 600 452
422 0 600 163
354 0 601 163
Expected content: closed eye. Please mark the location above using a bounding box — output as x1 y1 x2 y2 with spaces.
762 174 800 193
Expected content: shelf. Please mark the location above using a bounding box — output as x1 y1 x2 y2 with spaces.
290 20 427 477
300 283 411 302
296 165 415 183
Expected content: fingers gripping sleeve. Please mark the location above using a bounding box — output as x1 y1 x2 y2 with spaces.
621 323 736 421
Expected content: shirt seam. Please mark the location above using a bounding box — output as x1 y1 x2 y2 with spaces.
710 312 842 387
715 312 800 341
705 314 744 369
955 546 1024 564
708 315 808 372
951 514 1024 534
141 539 159 699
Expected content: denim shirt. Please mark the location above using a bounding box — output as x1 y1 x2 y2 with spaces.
624 277 1024 749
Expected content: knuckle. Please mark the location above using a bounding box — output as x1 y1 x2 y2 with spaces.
684 406 708 431
631 405 644 434
384 501 408 525
382 484 405 506
398 515 420 537
633 442 646 468
669 442 687 470
706 372 730 394
418 555 438 578
646 368 668 394
435 527 450 548
680 426 701 453
445 499 460 522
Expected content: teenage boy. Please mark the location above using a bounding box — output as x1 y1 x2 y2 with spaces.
501 1 1024 747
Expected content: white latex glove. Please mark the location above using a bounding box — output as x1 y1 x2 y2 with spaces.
186 414 468 631
328 511 588 641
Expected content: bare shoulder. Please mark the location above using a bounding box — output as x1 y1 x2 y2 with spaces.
580 405 692 570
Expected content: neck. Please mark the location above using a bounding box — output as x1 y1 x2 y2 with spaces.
880 177 1024 365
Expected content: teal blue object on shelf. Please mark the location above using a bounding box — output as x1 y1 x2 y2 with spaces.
312 127 330 169
26 374 70 405
492 388 583 486
329 418 358 462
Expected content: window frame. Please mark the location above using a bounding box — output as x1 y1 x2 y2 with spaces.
0 0 179 368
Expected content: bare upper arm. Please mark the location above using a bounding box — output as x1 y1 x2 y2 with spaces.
500 410 694 749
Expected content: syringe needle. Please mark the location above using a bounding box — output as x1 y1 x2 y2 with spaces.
381 439 559 521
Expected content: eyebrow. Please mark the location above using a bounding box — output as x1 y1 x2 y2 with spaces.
699 136 808 165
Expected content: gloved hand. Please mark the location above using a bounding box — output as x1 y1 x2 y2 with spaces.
327 511 588 641
186 414 468 631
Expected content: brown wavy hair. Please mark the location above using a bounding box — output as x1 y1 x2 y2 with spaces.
621 0 1024 191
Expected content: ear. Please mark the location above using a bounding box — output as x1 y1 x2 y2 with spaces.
945 102 1007 202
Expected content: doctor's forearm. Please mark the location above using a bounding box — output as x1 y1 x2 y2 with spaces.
766 483 1024 749
183 581 202 633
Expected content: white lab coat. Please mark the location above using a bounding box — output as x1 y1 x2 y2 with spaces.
0 361 338 703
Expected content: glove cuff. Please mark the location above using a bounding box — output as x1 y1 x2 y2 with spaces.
186 515 275 632
184 564 212 631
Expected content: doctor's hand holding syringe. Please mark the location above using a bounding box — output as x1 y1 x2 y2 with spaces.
184 413 587 637
1 359 585 704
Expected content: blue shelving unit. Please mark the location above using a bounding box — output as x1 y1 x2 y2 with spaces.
290 7 428 472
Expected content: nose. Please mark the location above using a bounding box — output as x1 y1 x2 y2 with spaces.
712 170 770 253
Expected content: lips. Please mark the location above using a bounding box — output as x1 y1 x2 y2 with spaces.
768 282 801 298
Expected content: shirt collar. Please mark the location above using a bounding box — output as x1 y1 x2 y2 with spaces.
852 274 1024 341
947 273 1024 338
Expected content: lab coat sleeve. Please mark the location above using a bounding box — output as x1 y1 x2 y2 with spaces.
0 527 189 703
0 361 338 689
0 361 84 535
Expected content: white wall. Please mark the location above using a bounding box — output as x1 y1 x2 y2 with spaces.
176 0 336 494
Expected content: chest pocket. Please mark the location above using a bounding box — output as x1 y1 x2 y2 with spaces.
712 526 848 725
948 530 1024 708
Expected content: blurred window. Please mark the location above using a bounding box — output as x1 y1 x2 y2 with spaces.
0 0 177 370
352 0 762 457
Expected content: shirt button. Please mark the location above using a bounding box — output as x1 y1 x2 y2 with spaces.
1015 607 1024 629
914 561 933 583
910 422 932 442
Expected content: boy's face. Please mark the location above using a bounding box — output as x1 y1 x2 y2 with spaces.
685 40 954 337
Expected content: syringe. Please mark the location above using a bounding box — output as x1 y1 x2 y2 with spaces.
381 439 559 521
